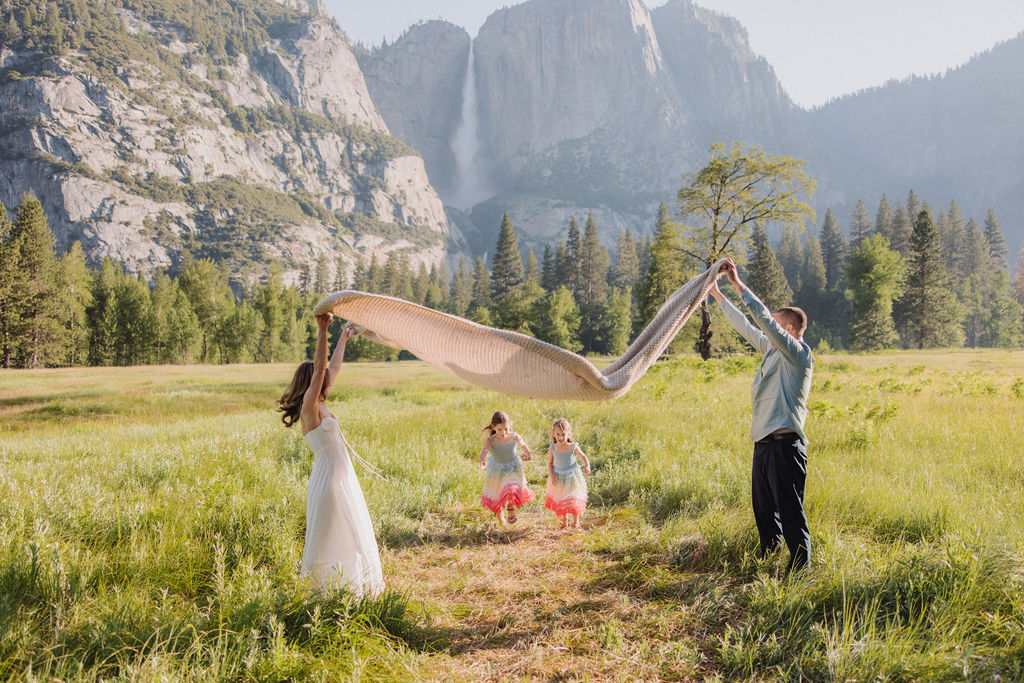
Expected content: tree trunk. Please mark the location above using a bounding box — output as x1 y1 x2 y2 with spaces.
696 301 713 360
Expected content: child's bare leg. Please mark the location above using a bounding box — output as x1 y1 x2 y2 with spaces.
560 514 568 529
506 502 517 523
496 508 506 525
572 513 582 529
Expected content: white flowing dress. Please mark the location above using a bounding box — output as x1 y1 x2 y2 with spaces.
301 414 384 596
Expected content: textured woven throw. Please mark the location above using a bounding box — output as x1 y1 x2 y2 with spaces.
313 259 727 401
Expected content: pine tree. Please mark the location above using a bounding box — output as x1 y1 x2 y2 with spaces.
350 255 367 290
818 209 849 347
151 274 199 363
889 203 912 257
432 262 450 305
905 190 920 230
983 209 1008 268
746 225 793 311
845 234 903 351
578 211 610 305
564 216 582 297
797 234 828 346
874 195 892 241
638 204 684 326
497 277 545 334
850 199 872 248
469 256 492 316
959 218 988 280
413 262 430 304
253 269 286 362
277 285 306 361
214 300 262 364
524 247 539 283
601 287 633 355
940 200 966 283
799 235 827 298
364 253 383 293
819 209 847 286
333 255 348 291
424 280 445 311
960 274 985 348
533 286 581 352
540 244 558 292
1015 246 1024 322
87 258 119 366
553 241 570 290
0 201 18 367
896 208 964 349
9 194 61 367
381 254 398 296
112 273 157 365
980 271 1023 347
392 253 415 301
179 257 233 361
612 228 640 291
577 212 612 353
775 224 803 293
450 256 473 316
57 242 93 365
491 213 523 302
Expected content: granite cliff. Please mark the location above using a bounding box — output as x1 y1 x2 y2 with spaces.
360 0 801 253
0 0 453 287
357 0 1023 255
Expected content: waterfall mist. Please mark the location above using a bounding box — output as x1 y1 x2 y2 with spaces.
451 41 492 210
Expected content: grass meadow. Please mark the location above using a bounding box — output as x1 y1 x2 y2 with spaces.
1 350 1023 681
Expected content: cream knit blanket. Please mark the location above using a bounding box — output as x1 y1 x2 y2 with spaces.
313 259 726 400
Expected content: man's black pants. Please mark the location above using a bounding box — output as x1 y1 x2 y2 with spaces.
752 436 810 571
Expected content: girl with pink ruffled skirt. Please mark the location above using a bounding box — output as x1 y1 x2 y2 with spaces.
479 410 535 524
544 418 591 529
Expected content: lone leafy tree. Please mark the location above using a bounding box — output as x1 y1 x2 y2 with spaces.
677 143 816 359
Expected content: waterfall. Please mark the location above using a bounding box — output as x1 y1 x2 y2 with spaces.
451 41 490 209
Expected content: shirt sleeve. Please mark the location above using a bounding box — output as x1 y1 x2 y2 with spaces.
741 289 812 367
715 294 771 354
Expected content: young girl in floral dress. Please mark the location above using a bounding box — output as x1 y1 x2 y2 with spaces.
479 410 535 524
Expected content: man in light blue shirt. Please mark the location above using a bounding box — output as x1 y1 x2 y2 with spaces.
709 259 814 571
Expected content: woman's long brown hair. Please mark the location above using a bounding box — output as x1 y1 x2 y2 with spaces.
277 360 329 427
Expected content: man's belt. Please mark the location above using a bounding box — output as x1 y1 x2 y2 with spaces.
755 431 798 444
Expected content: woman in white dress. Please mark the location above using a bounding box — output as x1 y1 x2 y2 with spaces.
277 313 384 596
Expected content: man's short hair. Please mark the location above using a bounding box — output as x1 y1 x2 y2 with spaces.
776 306 807 337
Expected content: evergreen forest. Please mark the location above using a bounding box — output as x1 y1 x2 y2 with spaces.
2 184 1022 370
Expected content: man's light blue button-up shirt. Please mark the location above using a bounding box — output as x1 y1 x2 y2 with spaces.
716 289 814 444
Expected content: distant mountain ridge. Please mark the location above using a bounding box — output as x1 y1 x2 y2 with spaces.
360 0 1023 257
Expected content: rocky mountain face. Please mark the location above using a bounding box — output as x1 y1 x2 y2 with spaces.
0 0 453 288
356 0 1023 257
360 0 801 254
356 21 470 202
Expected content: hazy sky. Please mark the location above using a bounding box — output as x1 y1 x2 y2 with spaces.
328 0 1024 109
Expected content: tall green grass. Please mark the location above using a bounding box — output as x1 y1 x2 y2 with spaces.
1 350 1023 679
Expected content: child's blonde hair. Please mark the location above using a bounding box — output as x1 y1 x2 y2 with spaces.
482 410 512 438
551 418 575 443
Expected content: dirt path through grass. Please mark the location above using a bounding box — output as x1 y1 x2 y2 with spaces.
384 508 704 681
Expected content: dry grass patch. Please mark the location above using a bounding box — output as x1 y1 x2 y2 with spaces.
385 508 705 681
